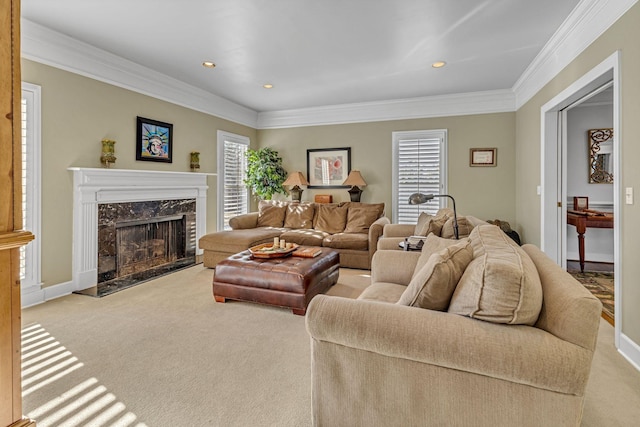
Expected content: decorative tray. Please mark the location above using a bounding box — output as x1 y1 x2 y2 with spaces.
249 242 299 259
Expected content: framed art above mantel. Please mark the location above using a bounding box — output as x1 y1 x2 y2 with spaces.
307 147 351 188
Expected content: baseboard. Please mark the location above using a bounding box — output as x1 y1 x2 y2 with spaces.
619 333 640 372
566 251 614 264
21 280 74 308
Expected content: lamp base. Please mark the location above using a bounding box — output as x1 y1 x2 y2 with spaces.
347 186 363 202
289 185 303 202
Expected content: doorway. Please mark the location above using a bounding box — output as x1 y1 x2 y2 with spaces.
540 51 621 347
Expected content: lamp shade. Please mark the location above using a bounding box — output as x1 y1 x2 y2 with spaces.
283 171 309 187
342 170 367 187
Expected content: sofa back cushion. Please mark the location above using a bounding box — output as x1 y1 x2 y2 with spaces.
283 203 315 229
343 205 381 233
256 200 288 227
397 239 474 310
314 204 348 233
448 224 543 325
441 216 475 239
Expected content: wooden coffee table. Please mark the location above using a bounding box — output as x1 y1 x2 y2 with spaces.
212 247 339 315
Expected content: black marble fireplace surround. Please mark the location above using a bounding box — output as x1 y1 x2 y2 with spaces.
79 199 196 297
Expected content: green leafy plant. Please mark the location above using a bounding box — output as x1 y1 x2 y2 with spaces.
244 147 288 200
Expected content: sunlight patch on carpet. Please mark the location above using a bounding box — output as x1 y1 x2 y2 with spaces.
22 323 148 427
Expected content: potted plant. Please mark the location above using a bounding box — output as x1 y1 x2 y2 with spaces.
244 147 288 200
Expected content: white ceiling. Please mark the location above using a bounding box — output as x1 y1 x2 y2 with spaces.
22 0 583 114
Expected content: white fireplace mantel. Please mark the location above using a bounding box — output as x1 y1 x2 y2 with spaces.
69 167 212 291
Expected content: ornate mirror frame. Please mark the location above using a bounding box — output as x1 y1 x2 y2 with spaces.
588 128 613 184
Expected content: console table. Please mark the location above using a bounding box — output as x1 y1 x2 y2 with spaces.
567 210 613 273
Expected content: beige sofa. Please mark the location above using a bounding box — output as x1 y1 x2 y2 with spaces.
306 225 602 426
199 200 389 269
377 208 487 250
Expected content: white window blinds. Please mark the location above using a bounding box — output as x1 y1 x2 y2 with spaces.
217 131 249 230
392 130 448 224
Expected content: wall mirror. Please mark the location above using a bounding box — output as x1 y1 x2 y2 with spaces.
588 128 613 184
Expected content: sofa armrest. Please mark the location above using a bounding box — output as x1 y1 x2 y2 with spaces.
229 212 259 229
382 223 415 237
371 250 420 285
306 295 594 395
367 216 390 263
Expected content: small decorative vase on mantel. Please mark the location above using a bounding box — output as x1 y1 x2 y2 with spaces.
190 151 200 172
100 139 117 168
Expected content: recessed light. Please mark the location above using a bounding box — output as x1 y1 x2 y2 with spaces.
263 83 274 89
432 61 447 68
202 61 216 68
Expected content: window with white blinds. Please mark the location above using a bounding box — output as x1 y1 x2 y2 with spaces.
392 130 448 224
217 131 249 230
20 83 42 293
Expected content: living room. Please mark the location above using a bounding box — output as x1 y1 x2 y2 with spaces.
3 0 640 425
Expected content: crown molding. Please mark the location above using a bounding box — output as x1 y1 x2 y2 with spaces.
20 19 258 128
513 0 638 109
256 90 516 129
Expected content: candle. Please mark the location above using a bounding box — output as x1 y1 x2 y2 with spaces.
280 239 286 249
273 237 279 248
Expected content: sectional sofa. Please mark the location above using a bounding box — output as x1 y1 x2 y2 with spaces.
199 200 389 269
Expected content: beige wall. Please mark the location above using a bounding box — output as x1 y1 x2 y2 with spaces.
515 3 640 343
258 112 516 225
22 60 257 287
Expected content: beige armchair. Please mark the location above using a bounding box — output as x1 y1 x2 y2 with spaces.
306 237 602 426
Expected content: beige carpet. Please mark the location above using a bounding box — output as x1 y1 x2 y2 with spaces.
21 265 640 426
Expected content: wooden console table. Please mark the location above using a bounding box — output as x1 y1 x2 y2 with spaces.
567 210 613 273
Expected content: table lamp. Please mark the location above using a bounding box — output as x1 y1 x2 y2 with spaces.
283 171 309 201
408 193 459 239
343 170 367 202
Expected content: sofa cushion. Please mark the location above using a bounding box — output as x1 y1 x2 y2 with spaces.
284 203 315 229
198 228 283 253
357 282 407 303
314 204 348 233
414 213 448 236
397 239 474 311
323 233 368 250
441 216 475 239
256 200 287 227
343 206 381 233
448 225 543 325
412 233 467 276
280 229 328 246
341 202 385 218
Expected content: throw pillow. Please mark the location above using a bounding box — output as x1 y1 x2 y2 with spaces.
448 225 543 325
256 200 287 228
441 216 475 239
314 204 348 234
414 213 448 237
414 212 432 236
397 239 474 311
343 206 380 233
283 203 315 229
412 233 467 276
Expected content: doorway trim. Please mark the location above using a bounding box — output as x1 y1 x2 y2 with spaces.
540 51 621 347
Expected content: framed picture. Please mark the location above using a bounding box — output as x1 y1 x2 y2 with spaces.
136 116 173 163
573 196 589 211
307 147 351 188
470 148 497 167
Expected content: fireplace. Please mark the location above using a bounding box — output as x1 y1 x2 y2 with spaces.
69 168 209 296
85 199 197 296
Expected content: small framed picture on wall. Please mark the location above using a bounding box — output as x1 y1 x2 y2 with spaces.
470 148 497 167
136 116 173 163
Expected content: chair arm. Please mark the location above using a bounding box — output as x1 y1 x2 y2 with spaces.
306 295 594 395
367 216 390 263
371 250 420 285
229 212 259 229
382 223 415 237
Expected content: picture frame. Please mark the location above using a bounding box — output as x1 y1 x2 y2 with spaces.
136 116 173 163
307 147 351 188
470 148 497 167
573 196 589 211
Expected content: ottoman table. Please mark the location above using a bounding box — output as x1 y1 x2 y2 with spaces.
212 247 340 315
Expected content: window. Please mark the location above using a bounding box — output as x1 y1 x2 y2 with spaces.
217 131 249 230
20 82 42 293
392 130 448 224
